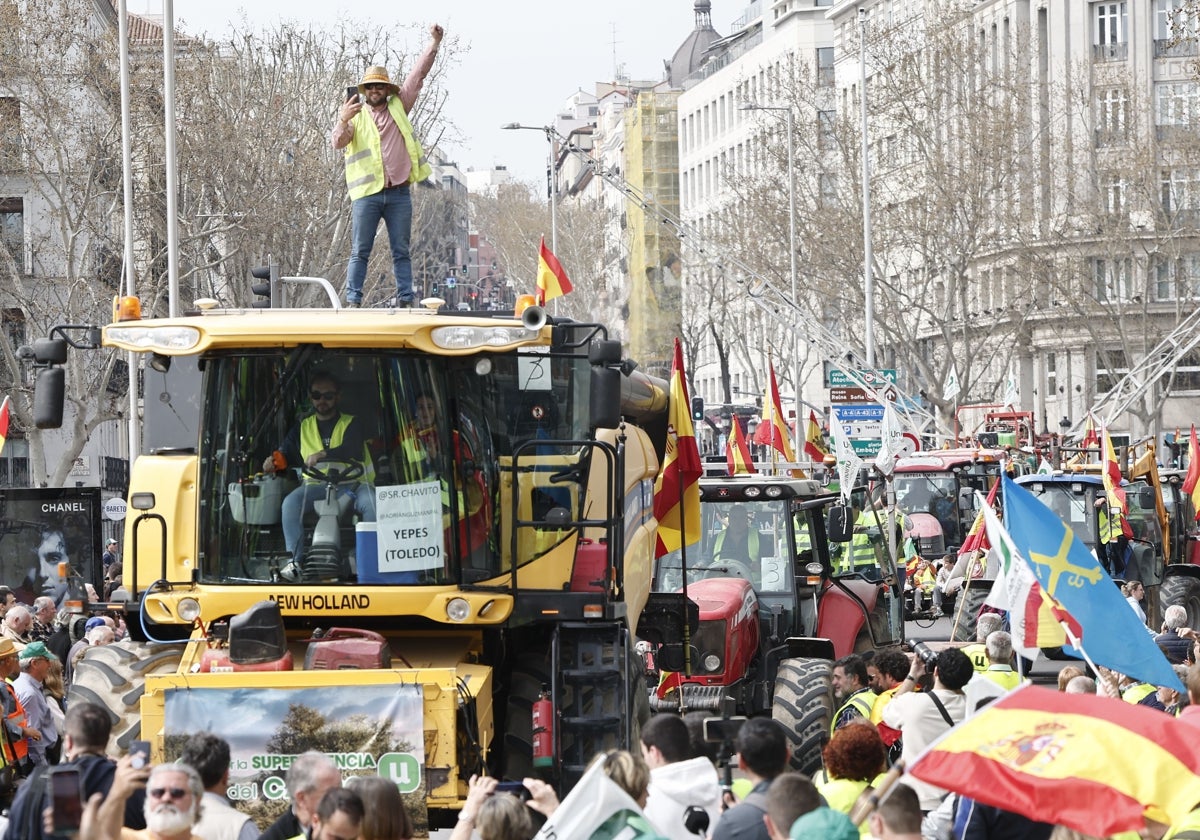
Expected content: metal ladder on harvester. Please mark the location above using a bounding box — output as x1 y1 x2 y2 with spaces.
551 620 635 790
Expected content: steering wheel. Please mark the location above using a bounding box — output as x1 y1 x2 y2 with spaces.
700 560 755 582
301 459 364 485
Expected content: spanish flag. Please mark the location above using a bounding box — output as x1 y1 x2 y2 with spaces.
1183 425 1200 522
535 236 573 304
653 339 702 558
726 416 755 475
1101 425 1134 538
957 478 999 557
908 684 1200 836
0 395 9 457
751 361 796 462
803 409 828 461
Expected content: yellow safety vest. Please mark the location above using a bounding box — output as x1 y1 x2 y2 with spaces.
297 414 375 484
1122 683 1156 704
832 688 878 736
962 643 989 673
982 666 1022 691
1098 508 1124 544
343 97 431 201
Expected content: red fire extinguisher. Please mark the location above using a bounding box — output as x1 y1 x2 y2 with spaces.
532 687 554 768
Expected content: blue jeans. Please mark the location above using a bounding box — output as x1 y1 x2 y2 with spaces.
346 185 413 304
281 482 376 562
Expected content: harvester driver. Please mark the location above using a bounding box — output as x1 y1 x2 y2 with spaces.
263 371 376 566
711 507 760 581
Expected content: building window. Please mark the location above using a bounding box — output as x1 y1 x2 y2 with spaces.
1154 255 1200 300
1093 257 1132 301
1093 2 1128 60
817 109 836 149
1096 349 1129 394
0 197 22 273
816 47 835 87
1095 88 1128 145
1162 167 1200 220
1047 351 1058 397
1161 348 1200 391
1100 173 1127 216
1156 0 1200 55
1156 82 1200 127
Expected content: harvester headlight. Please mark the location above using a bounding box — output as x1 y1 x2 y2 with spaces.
743 486 762 498
703 653 722 672
446 598 471 622
177 598 201 622
431 326 531 350
765 485 784 498
106 325 201 352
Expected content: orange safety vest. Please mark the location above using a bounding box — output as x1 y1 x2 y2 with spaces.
2 682 29 763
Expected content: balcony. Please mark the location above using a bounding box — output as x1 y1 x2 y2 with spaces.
1092 42 1128 63
1154 38 1200 59
101 456 128 495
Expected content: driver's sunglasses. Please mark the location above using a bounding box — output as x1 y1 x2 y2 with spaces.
363 83 387 90
310 390 337 401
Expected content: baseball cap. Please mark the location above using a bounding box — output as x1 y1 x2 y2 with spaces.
85 617 107 632
106 538 118 546
18 641 58 662
789 807 858 840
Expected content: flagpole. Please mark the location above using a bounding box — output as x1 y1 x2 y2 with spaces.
1057 620 1106 692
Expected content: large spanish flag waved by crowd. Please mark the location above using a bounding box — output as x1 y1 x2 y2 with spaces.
908 684 1200 835
653 339 702 557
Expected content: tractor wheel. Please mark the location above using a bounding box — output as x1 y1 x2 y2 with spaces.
1161 574 1200 629
66 640 186 755
502 651 552 782
772 658 832 776
950 584 989 642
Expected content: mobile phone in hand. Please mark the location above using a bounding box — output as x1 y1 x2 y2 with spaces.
49 765 82 838
130 739 151 769
345 85 362 104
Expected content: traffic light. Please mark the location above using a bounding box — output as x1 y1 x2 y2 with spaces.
251 263 280 308
691 396 704 422
431 281 440 295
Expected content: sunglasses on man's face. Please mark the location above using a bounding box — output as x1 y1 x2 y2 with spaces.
310 390 337 401
364 83 386 90
148 787 189 801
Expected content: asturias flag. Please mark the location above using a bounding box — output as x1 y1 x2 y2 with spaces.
751 361 796 462
0 395 9 457
1001 475 1183 692
535 236 574 304
653 339 702 558
1183 424 1200 522
726 416 755 475
907 684 1200 835
803 410 828 461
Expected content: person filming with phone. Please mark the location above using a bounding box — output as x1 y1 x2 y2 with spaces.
332 24 443 309
2 702 149 840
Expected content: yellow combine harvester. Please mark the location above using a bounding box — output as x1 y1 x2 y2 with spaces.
32 291 668 831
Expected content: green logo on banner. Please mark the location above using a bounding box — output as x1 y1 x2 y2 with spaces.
377 752 421 794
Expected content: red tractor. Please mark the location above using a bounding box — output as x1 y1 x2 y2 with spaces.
637 475 904 774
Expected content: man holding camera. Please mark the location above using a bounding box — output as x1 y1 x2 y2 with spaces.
710 718 789 840
881 647 972 813
332 25 443 308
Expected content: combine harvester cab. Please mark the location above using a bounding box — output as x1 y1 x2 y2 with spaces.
638 475 903 775
32 295 668 830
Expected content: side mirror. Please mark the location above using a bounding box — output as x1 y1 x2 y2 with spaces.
826 504 854 543
34 367 65 429
590 367 621 429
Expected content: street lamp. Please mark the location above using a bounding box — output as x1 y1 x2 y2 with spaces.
501 123 558 255
740 101 803 462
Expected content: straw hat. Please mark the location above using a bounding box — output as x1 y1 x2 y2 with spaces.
357 66 399 96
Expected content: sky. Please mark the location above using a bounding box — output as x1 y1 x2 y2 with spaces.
150 0 729 185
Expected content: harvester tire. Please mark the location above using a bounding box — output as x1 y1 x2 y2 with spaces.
1161 574 1200 629
502 652 553 781
66 640 186 755
772 658 832 776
